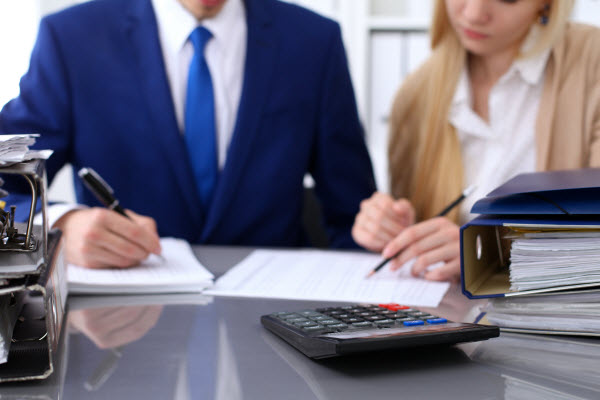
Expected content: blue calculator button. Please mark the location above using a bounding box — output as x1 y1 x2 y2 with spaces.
426 318 448 324
403 320 425 327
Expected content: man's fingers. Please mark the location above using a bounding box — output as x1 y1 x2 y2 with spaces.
82 215 153 263
96 209 161 256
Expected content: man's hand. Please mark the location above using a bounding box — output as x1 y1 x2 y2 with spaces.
69 305 163 349
54 208 161 268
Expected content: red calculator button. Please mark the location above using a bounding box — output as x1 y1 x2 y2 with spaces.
388 305 411 311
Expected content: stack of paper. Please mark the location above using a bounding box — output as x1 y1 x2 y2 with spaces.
68 238 214 294
482 288 600 336
0 134 52 165
508 230 600 291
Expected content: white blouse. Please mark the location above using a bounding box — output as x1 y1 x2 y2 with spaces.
450 34 550 224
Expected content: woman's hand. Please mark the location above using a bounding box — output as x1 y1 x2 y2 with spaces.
352 192 416 252
382 217 461 282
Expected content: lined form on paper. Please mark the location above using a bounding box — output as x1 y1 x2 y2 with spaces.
204 250 450 307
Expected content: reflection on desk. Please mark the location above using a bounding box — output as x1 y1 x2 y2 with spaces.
63 300 205 400
469 332 600 399
260 323 503 400
2 245 599 400
215 295 504 400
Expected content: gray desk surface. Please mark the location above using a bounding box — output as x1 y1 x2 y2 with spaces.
2 245 600 399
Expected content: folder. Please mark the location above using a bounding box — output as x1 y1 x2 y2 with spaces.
0 229 66 382
460 169 600 299
0 159 67 382
470 168 600 215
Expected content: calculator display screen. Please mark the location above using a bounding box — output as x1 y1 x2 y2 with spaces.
319 323 473 340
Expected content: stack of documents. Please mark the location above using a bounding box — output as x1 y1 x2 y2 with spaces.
508 229 600 292
68 238 214 294
482 288 600 336
0 134 52 165
461 169 600 336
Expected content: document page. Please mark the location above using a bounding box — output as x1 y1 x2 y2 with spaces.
509 230 600 291
205 250 450 307
68 238 214 294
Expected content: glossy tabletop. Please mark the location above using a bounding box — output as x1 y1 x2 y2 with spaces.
2 246 599 399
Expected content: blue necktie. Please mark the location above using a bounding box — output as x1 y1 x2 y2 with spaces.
185 27 218 209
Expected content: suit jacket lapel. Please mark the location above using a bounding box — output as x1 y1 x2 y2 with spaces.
201 0 277 240
124 0 205 229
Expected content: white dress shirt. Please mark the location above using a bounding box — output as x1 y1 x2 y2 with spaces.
152 0 246 168
44 0 247 227
450 29 550 224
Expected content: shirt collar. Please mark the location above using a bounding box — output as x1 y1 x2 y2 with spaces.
511 26 551 86
451 25 550 110
151 0 245 53
202 0 245 48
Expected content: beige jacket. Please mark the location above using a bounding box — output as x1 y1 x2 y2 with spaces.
389 23 600 202
536 23 600 170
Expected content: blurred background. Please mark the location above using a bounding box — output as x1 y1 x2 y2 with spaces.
1 0 599 199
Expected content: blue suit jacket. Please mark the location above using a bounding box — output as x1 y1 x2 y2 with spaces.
0 0 375 247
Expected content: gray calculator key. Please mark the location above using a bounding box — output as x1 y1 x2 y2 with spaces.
374 319 395 326
299 310 322 317
295 321 318 327
303 325 326 332
288 317 309 323
351 321 373 328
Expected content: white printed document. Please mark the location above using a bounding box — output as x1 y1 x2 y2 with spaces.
68 238 214 294
205 250 450 307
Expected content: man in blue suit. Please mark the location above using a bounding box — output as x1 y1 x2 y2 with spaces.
0 0 375 268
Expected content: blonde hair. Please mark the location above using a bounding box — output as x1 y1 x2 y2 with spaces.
388 0 574 223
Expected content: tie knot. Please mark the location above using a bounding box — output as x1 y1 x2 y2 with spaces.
189 26 213 54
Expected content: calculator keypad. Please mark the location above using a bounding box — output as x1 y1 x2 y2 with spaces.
271 304 448 336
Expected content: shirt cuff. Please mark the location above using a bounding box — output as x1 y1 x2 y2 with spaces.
34 203 88 228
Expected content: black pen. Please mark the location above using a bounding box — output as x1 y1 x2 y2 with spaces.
78 167 165 260
366 185 477 278
78 167 128 218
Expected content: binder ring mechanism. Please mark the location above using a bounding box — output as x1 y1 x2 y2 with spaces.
0 161 48 252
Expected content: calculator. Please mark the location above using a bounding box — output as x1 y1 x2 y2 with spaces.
261 303 499 359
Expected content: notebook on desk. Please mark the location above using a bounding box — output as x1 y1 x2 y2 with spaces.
67 238 214 295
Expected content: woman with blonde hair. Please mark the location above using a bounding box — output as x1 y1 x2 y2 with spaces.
353 0 600 282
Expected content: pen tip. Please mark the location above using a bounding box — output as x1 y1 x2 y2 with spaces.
365 270 375 279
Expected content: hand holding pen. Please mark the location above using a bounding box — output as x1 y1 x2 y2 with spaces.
353 186 476 282
52 168 161 269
